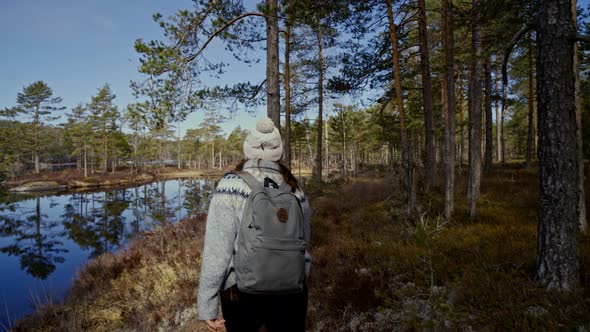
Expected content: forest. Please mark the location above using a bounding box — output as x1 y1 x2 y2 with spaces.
2 0 590 330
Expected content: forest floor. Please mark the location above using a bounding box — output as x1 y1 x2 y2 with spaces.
12 164 590 331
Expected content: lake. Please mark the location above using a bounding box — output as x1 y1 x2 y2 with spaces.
0 177 215 329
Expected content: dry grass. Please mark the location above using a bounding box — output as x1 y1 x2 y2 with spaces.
306 166 590 331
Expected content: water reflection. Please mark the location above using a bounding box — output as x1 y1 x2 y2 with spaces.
0 177 214 324
0 197 67 279
61 191 128 258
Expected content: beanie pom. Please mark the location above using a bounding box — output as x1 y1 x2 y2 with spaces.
256 117 275 134
244 116 283 161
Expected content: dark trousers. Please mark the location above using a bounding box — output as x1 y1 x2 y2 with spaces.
220 284 308 332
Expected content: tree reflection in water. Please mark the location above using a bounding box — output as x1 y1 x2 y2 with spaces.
182 178 214 215
62 190 129 258
0 177 213 281
0 197 67 279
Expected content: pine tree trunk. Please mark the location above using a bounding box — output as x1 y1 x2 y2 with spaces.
34 107 40 174
459 74 465 171
573 0 587 234
211 143 215 170
266 0 280 128
418 0 436 189
84 145 88 178
484 58 493 173
501 68 507 164
112 150 116 173
103 129 108 173
388 0 414 212
34 152 40 173
177 128 182 169
315 17 324 183
442 0 456 219
534 0 580 291
284 2 292 168
343 117 347 178
305 119 315 169
526 32 535 168
468 0 483 218
325 110 329 175
495 56 502 162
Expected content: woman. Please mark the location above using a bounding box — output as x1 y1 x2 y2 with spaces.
197 117 311 332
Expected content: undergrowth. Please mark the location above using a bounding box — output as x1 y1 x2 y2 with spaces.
306 167 590 331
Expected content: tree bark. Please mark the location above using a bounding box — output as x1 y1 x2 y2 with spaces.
501 62 507 164
459 72 465 170
388 0 414 212
83 145 88 178
342 113 347 178
495 56 502 162
526 31 535 168
103 129 108 173
468 0 482 218
266 0 281 128
534 0 581 291
314 15 324 183
418 0 436 189
572 0 587 234
325 109 329 175
284 1 292 168
484 58 493 173
442 0 456 219
34 106 40 173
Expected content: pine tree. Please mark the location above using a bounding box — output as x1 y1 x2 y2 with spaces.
88 84 119 173
10 81 64 173
534 0 581 291
65 104 92 177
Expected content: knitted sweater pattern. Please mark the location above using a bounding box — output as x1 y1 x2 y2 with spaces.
196 159 311 320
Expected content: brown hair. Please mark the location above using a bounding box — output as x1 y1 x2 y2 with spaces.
234 159 300 192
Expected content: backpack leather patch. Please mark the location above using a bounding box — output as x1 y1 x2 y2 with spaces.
277 208 289 223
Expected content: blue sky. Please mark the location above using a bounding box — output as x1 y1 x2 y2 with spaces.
2 1 590 137
0 0 268 136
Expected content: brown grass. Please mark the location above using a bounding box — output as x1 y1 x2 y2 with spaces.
305 167 590 330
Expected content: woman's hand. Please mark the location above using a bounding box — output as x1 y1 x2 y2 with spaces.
205 319 226 331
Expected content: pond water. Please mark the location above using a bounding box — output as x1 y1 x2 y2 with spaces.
0 177 215 328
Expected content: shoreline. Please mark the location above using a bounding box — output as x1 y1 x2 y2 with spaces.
1 166 315 194
0 168 227 193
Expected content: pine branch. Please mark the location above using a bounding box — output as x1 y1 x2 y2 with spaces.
248 79 267 100
183 12 266 65
175 0 221 49
573 33 590 43
502 22 534 85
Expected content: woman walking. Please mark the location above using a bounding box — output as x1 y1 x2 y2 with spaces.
197 117 311 332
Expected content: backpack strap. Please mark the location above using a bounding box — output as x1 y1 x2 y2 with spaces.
278 179 292 193
232 170 292 193
233 171 264 191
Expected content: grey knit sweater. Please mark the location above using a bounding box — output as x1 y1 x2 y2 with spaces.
197 159 311 320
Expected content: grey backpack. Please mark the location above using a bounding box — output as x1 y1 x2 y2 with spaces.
232 171 307 294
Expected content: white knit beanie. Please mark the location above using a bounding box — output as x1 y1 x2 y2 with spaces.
243 116 283 161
